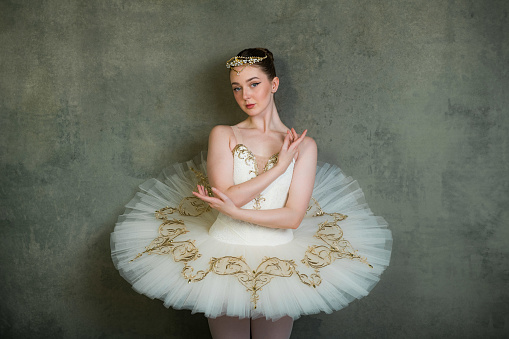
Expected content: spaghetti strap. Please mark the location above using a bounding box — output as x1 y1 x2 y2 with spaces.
230 125 243 145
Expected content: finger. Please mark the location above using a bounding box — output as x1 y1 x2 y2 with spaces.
192 191 216 203
295 129 307 143
211 187 229 201
289 129 307 150
289 128 296 142
291 128 299 141
192 190 206 201
282 131 291 150
192 190 206 199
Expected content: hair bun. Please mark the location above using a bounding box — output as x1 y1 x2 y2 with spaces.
234 48 276 80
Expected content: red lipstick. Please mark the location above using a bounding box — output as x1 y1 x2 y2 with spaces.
246 104 255 109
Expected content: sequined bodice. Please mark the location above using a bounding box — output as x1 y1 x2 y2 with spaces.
208 143 295 246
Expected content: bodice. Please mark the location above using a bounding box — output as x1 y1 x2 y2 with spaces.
208 144 295 246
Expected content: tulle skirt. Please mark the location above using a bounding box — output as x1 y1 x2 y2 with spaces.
110 153 392 320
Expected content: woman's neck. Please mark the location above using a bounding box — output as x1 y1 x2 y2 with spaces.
244 103 286 133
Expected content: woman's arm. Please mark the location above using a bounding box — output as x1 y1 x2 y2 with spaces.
206 125 306 208
195 136 317 229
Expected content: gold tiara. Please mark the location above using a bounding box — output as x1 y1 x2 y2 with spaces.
226 55 267 75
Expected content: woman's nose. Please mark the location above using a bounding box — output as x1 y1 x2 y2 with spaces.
242 88 251 100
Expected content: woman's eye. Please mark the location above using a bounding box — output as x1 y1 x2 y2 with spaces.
233 87 241 92
251 82 260 87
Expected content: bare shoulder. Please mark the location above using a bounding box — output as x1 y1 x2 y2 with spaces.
210 125 234 136
294 136 317 166
209 125 234 141
209 125 236 151
300 136 317 154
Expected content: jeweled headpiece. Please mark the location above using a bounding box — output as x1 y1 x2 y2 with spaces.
226 55 268 75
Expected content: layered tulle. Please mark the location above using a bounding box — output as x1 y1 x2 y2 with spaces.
111 153 392 320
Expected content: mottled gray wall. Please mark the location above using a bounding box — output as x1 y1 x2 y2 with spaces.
1 0 508 338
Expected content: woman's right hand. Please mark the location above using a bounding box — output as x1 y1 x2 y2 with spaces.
277 128 307 170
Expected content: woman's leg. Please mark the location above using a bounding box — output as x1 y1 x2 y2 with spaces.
207 316 250 339
251 316 294 339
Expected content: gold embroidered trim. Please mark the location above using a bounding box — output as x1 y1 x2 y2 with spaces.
306 197 347 220
155 196 211 218
264 153 279 172
232 144 279 176
130 218 201 262
232 144 259 176
191 167 213 196
253 195 265 210
132 198 371 308
232 144 279 210
130 194 210 262
302 215 372 269
182 256 322 308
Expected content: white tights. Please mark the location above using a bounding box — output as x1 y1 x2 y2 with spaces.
208 315 294 339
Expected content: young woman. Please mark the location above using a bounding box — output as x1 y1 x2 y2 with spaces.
111 48 392 339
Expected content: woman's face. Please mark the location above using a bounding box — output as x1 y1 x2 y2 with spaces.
229 65 278 116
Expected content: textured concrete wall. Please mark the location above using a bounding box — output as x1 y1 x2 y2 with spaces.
1 0 508 338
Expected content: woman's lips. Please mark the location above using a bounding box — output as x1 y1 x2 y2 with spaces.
246 104 255 109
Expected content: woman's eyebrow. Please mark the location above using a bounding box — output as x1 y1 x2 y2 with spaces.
231 77 261 86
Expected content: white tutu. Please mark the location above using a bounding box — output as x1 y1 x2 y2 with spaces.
111 153 392 320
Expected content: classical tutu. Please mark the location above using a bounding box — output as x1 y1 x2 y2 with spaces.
111 152 392 320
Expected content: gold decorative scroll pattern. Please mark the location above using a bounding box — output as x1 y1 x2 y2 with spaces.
132 190 371 309
232 144 278 211
190 167 213 197
232 144 279 177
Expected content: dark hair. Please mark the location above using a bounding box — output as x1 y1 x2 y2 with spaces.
236 47 276 80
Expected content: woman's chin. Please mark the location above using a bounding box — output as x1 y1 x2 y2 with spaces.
241 109 259 116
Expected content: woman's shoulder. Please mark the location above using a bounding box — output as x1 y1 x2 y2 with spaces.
208 125 237 150
295 135 317 163
209 125 236 139
300 135 317 152
210 125 235 134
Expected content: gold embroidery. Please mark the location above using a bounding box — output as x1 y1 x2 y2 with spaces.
306 197 347 220
156 196 211 218
131 195 211 262
264 153 279 172
305 197 324 216
232 144 259 176
302 199 368 267
231 144 279 210
253 195 265 210
130 218 201 262
132 198 371 308
232 144 279 177
191 168 213 196
302 217 372 269
182 256 322 308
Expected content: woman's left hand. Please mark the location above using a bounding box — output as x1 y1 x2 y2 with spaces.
277 128 307 170
193 185 239 217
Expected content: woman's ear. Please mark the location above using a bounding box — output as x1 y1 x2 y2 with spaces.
271 77 280 93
